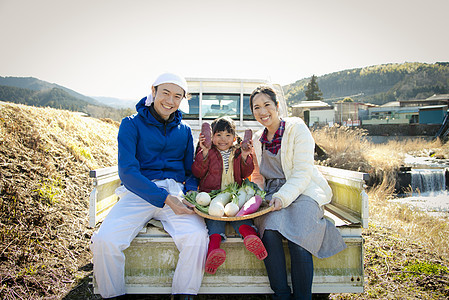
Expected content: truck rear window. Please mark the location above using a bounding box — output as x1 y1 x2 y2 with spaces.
180 93 254 120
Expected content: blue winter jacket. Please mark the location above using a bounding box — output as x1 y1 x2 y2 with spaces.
117 97 197 208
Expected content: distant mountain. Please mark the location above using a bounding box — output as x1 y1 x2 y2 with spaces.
92 96 137 109
0 77 135 121
0 76 102 106
283 62 449 106
0 84 93 112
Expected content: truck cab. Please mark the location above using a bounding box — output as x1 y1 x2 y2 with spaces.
179 78 288 139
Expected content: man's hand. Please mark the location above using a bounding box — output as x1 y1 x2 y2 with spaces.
269 197 283 211
165 194 195 215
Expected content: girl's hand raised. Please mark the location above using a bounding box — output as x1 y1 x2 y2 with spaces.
198 133 211 159
240 139 253 160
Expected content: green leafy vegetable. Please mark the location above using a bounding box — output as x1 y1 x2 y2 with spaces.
184 191 209 214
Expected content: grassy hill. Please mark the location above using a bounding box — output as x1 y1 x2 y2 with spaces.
0 102 448 299
284 62 449 106
0 102 118 299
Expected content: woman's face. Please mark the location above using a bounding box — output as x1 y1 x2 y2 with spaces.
251 93 279 129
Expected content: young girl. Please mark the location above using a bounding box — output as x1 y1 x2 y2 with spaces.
192 117 267 275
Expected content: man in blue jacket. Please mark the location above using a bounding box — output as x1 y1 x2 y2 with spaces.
91 73 208 300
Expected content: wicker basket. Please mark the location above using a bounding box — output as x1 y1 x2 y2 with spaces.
194 205 274 221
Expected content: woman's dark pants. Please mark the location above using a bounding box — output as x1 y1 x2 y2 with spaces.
262 229 313 300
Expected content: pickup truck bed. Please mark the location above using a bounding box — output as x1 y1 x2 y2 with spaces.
89 166 368 295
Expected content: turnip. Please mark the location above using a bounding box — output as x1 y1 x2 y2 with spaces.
201 122 212 148
224 193 242 217
235 195 263 217
224 201 239 217
196 191 211 206
183 191 209 214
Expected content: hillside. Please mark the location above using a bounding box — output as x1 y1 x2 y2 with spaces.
0 76 100 106
0 102 118 299
284 62 449 106
0 82 135 122
0 76 137 110
0 85 95 112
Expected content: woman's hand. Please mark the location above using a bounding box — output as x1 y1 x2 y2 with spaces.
165 194 195 215
269 197 283 211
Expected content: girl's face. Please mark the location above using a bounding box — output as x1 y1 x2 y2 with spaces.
251 93 280 129
212 130 235 151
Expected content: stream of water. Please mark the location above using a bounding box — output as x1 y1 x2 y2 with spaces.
389 157 449 218
390 191 449 217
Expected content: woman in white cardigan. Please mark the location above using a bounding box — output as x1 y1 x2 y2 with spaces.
250 86 346 300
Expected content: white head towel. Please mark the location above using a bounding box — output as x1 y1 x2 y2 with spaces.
145 72 188 106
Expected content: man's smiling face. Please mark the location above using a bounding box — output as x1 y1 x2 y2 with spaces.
152 83 185 120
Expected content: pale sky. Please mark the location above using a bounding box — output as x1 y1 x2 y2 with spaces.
1 0 448 100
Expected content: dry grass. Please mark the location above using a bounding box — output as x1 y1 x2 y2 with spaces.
312 125 449 169
314 125 449 299
0 103 118 299
368 182 449 259
313 124 449 257
312 125 372 172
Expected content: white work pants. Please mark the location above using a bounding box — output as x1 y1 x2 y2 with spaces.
90 179 208 298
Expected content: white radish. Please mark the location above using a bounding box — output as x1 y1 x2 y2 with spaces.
196 192 211 206
208 191 232 217
236 187 248 208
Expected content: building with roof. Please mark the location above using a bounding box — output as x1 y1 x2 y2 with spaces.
399 94 449 107
291 100 335 126
419 105 448 124
363 102 418 125
333 101 374 126
363 98 448 125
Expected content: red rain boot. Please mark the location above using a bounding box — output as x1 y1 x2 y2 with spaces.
239 224 268 260
205 234 226 274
